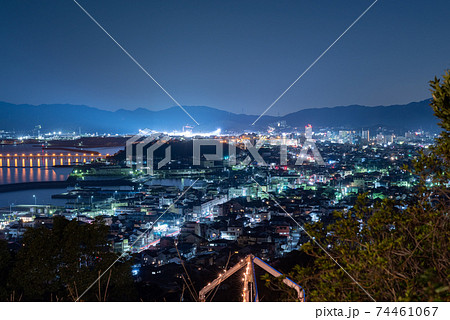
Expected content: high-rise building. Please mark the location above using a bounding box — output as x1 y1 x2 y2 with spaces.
376 133 385 145
305 124 313 139
361 130 370 142
387 134 394 144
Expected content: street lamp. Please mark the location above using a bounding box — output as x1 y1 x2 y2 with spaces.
33 194 36 206
10 203 14 218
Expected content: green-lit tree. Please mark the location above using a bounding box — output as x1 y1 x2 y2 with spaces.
265 71 450 301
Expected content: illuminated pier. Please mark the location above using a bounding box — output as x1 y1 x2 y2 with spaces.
0 153 108 167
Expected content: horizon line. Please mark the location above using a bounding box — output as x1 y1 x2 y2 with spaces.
0 98 431 118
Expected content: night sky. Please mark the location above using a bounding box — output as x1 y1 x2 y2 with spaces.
1 0 449 116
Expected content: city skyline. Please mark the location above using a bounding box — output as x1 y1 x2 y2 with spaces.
0 0 448 307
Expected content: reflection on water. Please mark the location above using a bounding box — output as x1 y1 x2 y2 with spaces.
0 167 73 185
0 188 68 207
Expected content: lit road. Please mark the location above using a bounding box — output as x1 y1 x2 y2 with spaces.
138 229 180 252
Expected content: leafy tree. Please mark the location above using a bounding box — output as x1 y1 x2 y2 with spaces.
8 216 136 301
0 240 12 300
265 71 450 301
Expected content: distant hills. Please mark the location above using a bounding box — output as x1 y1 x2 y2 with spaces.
0 100 438 134
278 100 438 132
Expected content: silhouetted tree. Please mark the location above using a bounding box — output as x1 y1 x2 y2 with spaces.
8 216 136 301
0 240 12 300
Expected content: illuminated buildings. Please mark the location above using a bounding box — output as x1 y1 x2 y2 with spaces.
361 130 370 142
305 124 313 139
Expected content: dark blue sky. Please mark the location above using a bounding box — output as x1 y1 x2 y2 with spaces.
1 0 449 116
